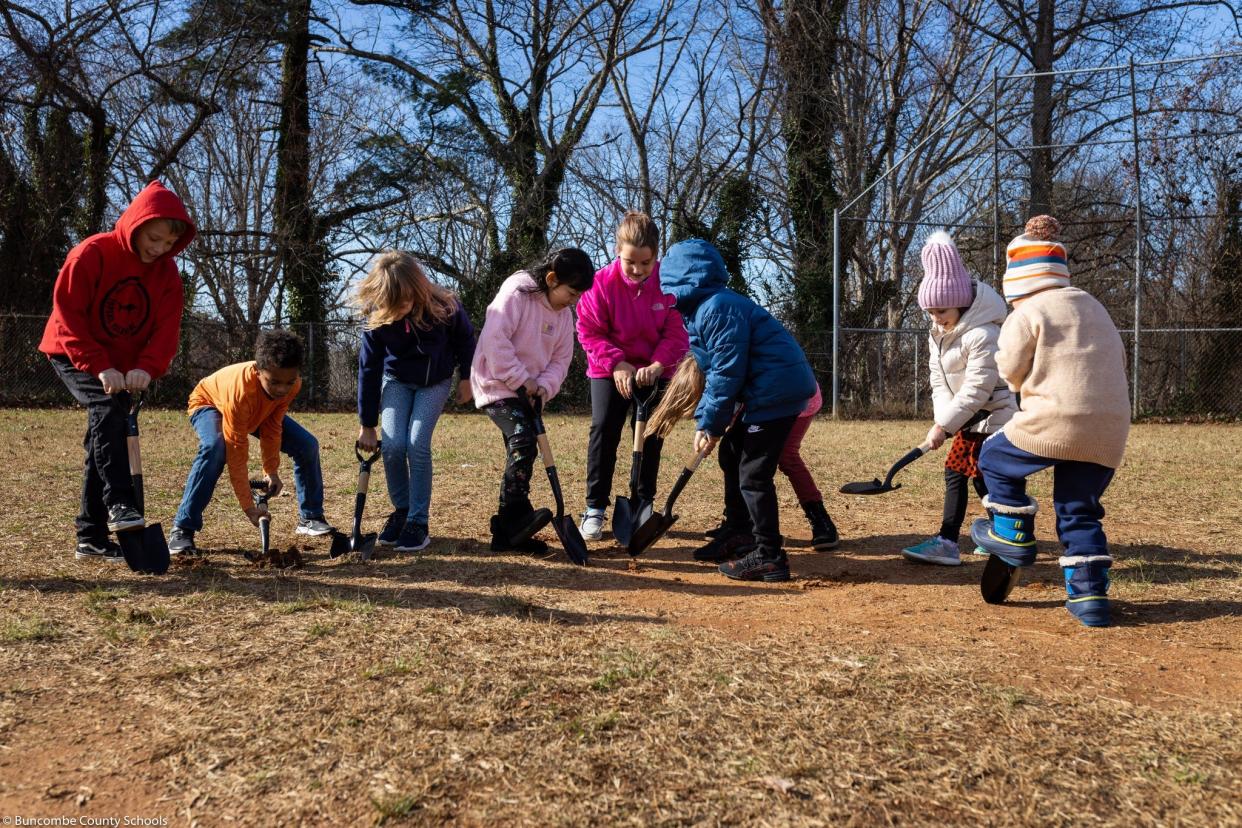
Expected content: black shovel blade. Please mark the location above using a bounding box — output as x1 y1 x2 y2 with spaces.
980 554 1022 604
628 511 678 557
839 478 900 495
553 516 589 566
356 533 379 561
613 496 635 546
328 530 352 558
117 523 170 575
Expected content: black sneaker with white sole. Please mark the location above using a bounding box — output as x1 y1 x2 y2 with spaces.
76 537 125 563
376 509 408 547
106 503 145 533
168 526 197 555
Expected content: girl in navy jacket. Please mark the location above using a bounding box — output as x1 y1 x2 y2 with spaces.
651 239 816 582
356 251 476 552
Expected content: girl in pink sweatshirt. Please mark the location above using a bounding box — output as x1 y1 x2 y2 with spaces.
471 248 595 553
574 212 689 541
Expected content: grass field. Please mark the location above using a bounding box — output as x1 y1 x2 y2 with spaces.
1 409 1239 825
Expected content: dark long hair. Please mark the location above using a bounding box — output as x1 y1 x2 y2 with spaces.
520 247 595 296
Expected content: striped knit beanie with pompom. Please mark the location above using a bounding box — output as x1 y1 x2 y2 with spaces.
1004 215 1070 301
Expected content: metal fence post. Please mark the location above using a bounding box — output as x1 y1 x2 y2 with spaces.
992 69 1000 283
832 208 840 418
306 321 316 405
1128 57 1144 418
913 334 919 415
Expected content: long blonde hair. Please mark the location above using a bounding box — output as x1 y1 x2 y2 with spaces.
646 356 705 438
355 251 457 330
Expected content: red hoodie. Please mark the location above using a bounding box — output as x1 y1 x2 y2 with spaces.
39 181 196 378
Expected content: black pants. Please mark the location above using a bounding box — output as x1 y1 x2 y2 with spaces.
585 378 667 510
718 414 798 557
483 397 540 524
939 468 988 542
50 356 135 540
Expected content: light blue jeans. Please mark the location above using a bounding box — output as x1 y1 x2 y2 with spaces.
173 407 324 531
380 376 453 528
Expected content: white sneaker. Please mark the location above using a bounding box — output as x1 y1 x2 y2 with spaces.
296 517 334 536
901 536 962 566
580 510 605 541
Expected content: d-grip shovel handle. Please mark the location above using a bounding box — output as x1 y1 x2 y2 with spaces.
355 442 382 494
630 384 657 452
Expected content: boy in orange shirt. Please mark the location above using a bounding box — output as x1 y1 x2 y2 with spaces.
39 181 195 562
168 329 334 554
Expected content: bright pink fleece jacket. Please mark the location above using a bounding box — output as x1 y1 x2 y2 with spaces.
471 271 576 407
575 258 689 378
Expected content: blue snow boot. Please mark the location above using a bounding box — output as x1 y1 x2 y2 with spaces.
1060 554 1113 627
972 496 1038 604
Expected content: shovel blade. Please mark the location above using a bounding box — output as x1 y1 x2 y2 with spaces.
117 523 169 575
838 478 898 495
328 530 352 558
553 516 589 566
356 532 378 561
613 496 634 546
627 511 677 557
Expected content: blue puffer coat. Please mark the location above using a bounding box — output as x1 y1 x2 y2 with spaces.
659 239 815 435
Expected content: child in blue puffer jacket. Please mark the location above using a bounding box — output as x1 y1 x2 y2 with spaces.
650 239 817 582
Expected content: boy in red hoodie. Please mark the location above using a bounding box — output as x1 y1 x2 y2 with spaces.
39 181 195 562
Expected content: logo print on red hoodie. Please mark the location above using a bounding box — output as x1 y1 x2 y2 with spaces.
100 277 151 337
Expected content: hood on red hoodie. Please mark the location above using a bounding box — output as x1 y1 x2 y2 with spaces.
114 180 197 262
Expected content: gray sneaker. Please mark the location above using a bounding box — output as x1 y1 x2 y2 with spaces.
168 526 197 555
580 510 605 541
296 517 334 536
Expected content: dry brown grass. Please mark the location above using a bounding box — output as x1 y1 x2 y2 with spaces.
0 409 1239 825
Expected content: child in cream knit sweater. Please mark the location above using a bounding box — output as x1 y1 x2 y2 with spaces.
972 215 1130 627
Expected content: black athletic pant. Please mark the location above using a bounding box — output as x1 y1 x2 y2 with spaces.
718 414 798 557
585 378 667 510
483 397 540 525
938 468 988 542
50 355 135 540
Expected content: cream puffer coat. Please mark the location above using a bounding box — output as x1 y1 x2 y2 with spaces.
928 279 1017 435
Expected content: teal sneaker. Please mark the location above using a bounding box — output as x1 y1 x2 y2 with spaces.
901 536 962 566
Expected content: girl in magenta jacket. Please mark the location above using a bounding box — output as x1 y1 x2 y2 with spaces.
574 212 689 541
472 248 595 554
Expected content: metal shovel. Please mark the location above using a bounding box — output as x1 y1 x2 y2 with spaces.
531 397 589 566
838 440 935 496
627 442 713 557
330 442 382 560
249 479 272 558
612 385 657 547
116 392 170 575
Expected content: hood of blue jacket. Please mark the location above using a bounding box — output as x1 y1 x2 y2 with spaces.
660 239 729 316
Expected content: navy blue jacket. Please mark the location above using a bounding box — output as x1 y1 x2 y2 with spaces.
659 239 815 436
357 300 476 427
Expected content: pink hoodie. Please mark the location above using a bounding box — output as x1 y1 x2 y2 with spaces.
471 271 576 407
575 258 689 378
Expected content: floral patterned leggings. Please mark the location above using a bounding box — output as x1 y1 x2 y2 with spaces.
483 397 540 522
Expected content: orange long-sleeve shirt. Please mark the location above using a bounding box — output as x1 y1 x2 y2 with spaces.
187 361 302 511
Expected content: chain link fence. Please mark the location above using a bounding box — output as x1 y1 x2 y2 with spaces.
5 311 1238 418
0 313 595 412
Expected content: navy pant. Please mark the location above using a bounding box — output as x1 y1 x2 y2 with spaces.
719 414 798 556
978 432 1115 557
585 378 668 510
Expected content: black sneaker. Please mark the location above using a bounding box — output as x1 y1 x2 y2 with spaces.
489 516 549 554
719 548 790 582
106 503 145 533
168 526 197 555
76 537 125 563
376 509 408 547
693 532 755 563
704 519 736 540
395 522 431 552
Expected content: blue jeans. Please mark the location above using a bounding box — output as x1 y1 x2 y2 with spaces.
173 407 325 531
978 432 1116 557
379 376 452 528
